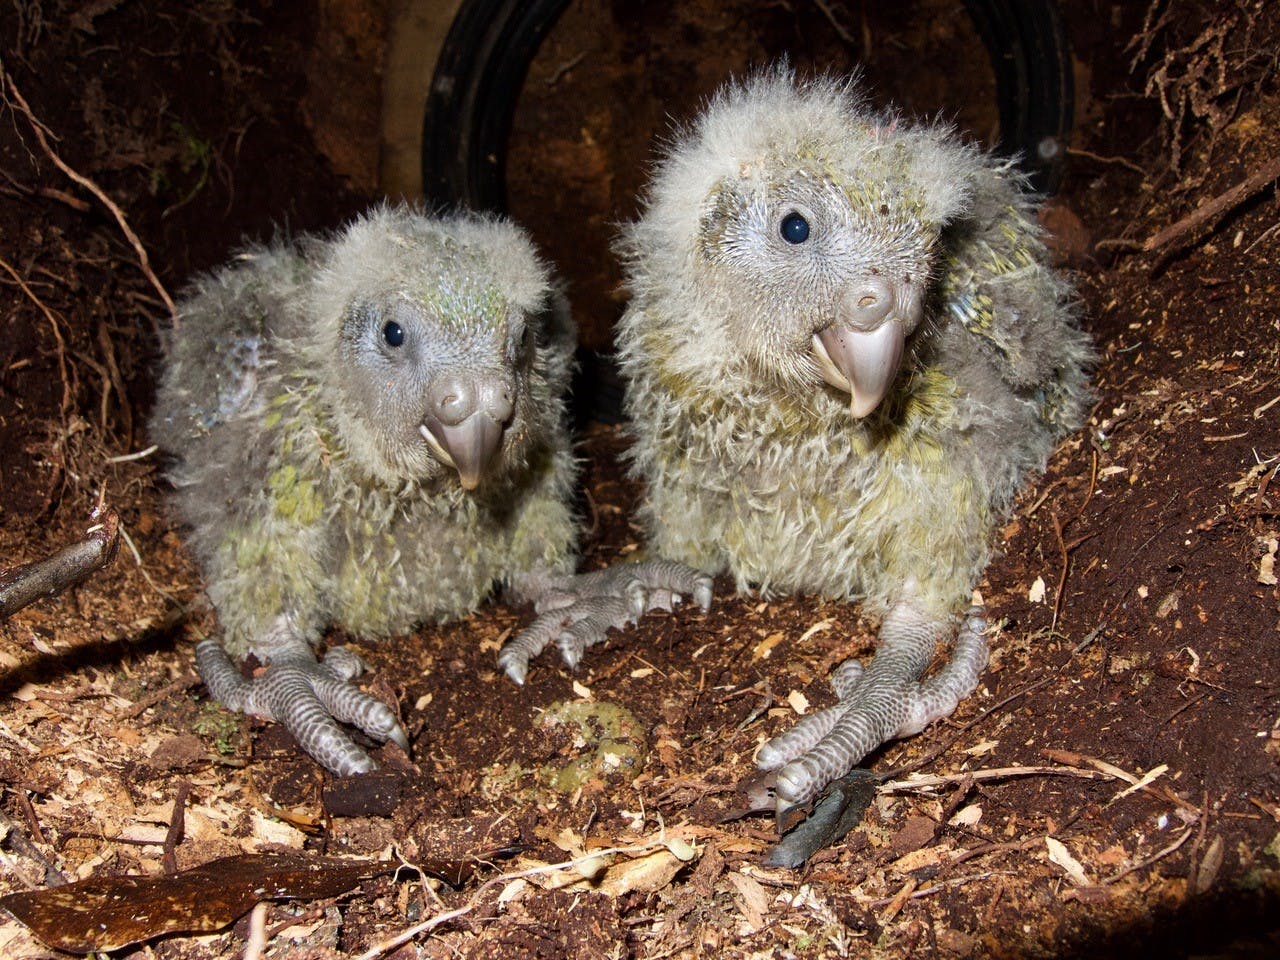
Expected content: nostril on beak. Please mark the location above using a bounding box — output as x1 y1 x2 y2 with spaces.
487 382 516 424
844 276 897 330
437 393 462 420
430 378 476 426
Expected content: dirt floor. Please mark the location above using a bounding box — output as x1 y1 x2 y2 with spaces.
0 1 1278 958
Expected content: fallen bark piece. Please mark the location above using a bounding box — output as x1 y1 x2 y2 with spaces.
0 505 120 620
0 853 389 953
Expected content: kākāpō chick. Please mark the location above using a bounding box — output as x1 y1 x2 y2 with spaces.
606 70 1093 819
152 206 706 776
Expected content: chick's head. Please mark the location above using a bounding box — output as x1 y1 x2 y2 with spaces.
627 70 984 417
308 207 558 488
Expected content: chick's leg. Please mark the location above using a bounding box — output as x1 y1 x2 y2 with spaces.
196 614 409 776
755 603 987 816
499 560 713 684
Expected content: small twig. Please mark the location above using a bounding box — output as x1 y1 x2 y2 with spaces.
813 0 858 47
21 683 103 703
264 906 328 942
880 764 1111 794
1072 622 1107 654
37 185 91 212
1243 219 1280 255
1 67 176 315
1162 691 1209 724
1042 748 1200 817
1065 147 1148 177
1082 448 1099 516
544 51 587 86
15 791 47 847
0 809 70 888
1144 154 1280 254
1094 237 1145 253
865 871 1003 908
119 673 203 720
948 837 1043 867
162 781 192 875
878 877 918 924
0 253 72 418
1101 826 1195 885
105 443 159 464
1187 789 1212 893
582 483 600 537
1024 477 1066 517
1248 796 1280 821
1050 510 1070 635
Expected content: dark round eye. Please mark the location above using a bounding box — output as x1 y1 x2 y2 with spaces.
780 211 810 245
382 321 405 347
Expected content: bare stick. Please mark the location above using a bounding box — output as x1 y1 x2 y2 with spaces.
813 0 859 47
879 764 1111 794
1144 154 1280 253
162 781 192 875
1 67 176 315
0 505 120 620
119 673 203 720
1101 826 1194 885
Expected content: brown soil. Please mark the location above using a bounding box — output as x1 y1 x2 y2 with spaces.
0 2 1277 959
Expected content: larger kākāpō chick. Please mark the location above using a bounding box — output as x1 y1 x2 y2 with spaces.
610 70 1093 819
152 206 704 776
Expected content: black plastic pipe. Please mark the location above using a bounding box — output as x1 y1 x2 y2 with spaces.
422 0 1075 212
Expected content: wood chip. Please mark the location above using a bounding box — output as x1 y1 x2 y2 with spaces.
752 632 786 661
1046 836 1090 887
728 871 769 933
786 689 810 715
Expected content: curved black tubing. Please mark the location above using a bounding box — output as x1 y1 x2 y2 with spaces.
422 0 573 213
421 0 1074 212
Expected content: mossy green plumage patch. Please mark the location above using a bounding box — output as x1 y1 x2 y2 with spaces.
268 463 324 524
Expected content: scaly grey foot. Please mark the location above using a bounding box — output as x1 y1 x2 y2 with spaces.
755 604 987 820
195 619 408 776
499 560 713 684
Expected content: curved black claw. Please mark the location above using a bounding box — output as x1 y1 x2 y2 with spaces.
196 639 408 776
499 560 713 684
763 768 882 868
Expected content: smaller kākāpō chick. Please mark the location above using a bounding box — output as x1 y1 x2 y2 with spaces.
608 70 1093 821
152 206 704 776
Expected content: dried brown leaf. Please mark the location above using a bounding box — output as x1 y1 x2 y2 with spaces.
0 853 389 953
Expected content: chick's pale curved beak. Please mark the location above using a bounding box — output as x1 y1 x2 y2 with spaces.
419 373 516 490
812 321 905 419
419 415 505 490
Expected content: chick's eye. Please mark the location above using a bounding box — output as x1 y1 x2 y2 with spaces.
382 321 405 347
780 211 811 245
